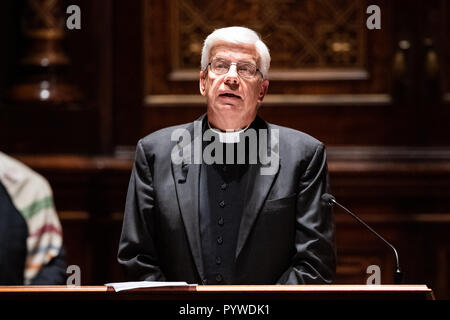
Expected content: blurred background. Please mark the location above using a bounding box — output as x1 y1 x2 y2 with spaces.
0 0 449 297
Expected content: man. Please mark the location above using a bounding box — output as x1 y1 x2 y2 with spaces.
0 152 67 285
118 26 336 284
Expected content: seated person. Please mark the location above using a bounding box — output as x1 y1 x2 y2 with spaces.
0 151 66 285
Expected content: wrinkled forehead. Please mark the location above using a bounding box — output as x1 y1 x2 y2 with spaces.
209 41 260 65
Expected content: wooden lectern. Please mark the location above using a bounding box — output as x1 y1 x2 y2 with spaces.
0 285 434 300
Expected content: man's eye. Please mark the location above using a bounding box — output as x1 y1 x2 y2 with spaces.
238 65 251 72
214 60 229 68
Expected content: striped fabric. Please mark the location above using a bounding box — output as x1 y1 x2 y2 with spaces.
0 152 62 284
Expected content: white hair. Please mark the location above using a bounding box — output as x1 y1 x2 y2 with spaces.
201 26 271 79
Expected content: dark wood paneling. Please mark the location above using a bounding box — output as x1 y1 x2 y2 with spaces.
139 0 447 147
0 0 449 300
112 0 145 147
1 0 448 151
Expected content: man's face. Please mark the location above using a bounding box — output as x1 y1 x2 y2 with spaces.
200 42 269 130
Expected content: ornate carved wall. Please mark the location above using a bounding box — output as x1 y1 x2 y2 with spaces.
145 0 380 94
170 0 367 79
142 0 395 144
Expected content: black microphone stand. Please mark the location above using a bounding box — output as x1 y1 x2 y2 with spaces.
323 194 403 284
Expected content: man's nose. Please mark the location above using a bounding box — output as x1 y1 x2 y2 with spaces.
224 64 239 86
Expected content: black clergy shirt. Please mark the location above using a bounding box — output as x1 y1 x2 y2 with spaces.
199 117 259 284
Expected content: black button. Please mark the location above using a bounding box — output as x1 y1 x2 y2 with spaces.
219 200 225 208
215 274 223 282
218 217 224 226
222 165 227 172
215 256 222 265
220 183 228 190
217 236 223 244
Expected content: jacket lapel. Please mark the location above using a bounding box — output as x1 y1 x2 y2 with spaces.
171 116 205 281
171 115 280 274
235 122 281 259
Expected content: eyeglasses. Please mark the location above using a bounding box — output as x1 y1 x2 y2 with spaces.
207 58 261 79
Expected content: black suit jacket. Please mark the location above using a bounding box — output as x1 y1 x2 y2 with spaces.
118 115 336 284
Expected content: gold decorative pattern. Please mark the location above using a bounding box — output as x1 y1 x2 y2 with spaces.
171 0 366 77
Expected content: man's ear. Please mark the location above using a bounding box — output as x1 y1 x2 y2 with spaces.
199 71 207 96
257 79 269 103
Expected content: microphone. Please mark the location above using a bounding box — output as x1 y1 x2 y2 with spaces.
321 193 403 284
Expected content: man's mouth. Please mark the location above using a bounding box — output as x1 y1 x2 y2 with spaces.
219 93 242 99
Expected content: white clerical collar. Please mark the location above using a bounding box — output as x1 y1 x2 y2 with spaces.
207 121 250 143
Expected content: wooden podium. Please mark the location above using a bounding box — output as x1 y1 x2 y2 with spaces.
0 285 434 300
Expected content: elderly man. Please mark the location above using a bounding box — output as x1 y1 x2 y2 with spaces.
118 26 336 285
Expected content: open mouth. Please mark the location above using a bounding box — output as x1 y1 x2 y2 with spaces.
219 93 241 99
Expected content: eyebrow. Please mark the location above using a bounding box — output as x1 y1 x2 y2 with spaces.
213 57 257 65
